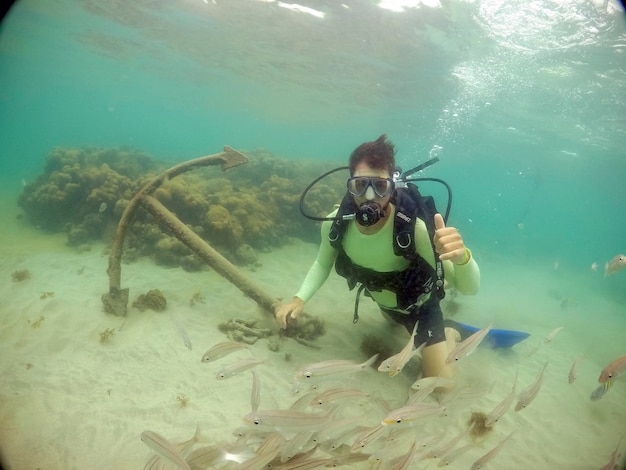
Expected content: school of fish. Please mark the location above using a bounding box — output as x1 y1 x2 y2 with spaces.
139 317 624 470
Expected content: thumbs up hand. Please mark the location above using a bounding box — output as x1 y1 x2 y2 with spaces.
433 213 469 265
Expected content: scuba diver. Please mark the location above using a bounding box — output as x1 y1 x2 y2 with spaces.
276 134 530 379
274 134 481 381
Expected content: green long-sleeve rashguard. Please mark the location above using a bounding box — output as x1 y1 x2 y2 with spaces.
295 206 480 311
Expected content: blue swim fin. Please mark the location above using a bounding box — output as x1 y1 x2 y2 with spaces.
456 322 530 348
447 320 531 349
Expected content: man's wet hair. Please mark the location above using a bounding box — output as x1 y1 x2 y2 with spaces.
349 134 396 176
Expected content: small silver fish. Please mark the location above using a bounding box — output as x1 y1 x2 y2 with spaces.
175 321 192 350
350 424 388 452
99 202 108 213
237 432 284 470
294 354 378 381
243 409 329 430
390 439 419 470
438 443 474 467
598 435 624 470
544 326 564 344
515 362 548 411
485 371 518 426
216 358 264 380
201 341 248 363
604 254 626 278
144 426 201 469
446 323 493 364
387 324 422 377
590 382 612 401
568 356 581 384
184 444 225 468
382 402 445 426
309 387 369 407
470 431 515 470
250 370 261 412
140 430 191 470
411 375 443 391
425 427 468 459
312 417 363 444
407 376 452 404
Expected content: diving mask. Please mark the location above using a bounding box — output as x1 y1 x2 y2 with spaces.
347 176 395 198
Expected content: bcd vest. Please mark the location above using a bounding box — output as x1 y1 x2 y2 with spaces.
328 184 445 320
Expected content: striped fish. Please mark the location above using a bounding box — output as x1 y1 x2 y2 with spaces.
515 362 548 411
544 326 564 344
140 430 191 470
175 320 192 350
237 432 284 470
445 323 493 364
201 341 249 363
485 371 518 426
598 353 626 384
590 382 612 401
470 431 515 470
309 387 369 407
382 402 445 426
216 358 264 380
250 369 261 412
598 435 624 470
243 409 330 430
294 354 378 381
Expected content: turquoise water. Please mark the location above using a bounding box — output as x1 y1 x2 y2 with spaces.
1 1 625 467
1 0 624 273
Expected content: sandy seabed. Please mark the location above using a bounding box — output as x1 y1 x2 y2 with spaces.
0 217 625 469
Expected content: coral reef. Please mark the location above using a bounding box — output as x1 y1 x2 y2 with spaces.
19 146 345 270
11 270 31 282
218 318 273 345
233 244 258 266
19 146 154 236
132 289 167 311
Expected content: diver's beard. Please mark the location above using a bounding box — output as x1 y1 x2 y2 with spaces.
355 201 387 227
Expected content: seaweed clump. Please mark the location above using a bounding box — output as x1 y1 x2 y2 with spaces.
189 292 206 307
132 289 167 312
11 270 31 282
99 328 116 343
176 394 189 408
29 316 45 329
468 411 493 441
280 312 326 348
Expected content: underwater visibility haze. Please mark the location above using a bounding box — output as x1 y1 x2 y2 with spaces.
0 0 625 469
0 0 624 265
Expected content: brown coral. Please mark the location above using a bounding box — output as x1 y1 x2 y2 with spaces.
19 145 346 270
132 289 167 312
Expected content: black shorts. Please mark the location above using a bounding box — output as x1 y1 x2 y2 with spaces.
379 294 445 347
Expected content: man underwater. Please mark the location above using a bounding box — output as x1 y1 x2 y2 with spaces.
275 134 480 380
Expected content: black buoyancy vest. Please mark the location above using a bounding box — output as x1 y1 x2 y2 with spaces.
328 184 445 313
